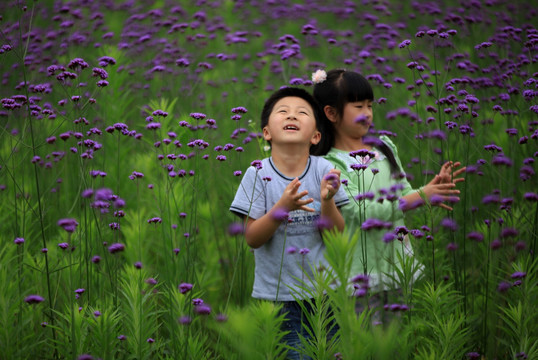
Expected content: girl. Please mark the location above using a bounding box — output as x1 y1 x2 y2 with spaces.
312 69 465 318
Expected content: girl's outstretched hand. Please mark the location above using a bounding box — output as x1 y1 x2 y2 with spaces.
321 169 341 201
422 175 461 211
437 161 466 185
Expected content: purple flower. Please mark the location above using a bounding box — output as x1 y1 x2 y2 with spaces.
178 316 192 325
511 271 526 279
398 39 411 48
286 246 297 254
94 310 101 317
250 160 263 170
77 355 94 360
466 231 484 242
179 282 193 294
14 237 25 245
383 232 396 243
271 208 289 221
192 298 204 306
108 243 125 254
195 304 212 315
24 295 45 304
315 216 333 230
228 222 244 236
500 227 518 238
231 106 247 114
361 218 392 231
440 218 458 231
497 281 511 293
147 338 155 343
446 242 459 251
466 352 481 360
92 255 101 263
58 242 70 250
490 239 502 250
299 248 310 255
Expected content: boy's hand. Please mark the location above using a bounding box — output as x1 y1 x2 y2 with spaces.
276 177 315 213
321 169 341 201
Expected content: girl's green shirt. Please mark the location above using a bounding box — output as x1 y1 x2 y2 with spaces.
324 136 420 289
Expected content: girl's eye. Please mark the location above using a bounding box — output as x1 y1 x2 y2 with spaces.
300 111 307 115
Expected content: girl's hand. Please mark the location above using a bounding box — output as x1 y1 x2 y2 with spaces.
321 169 341 201
275 177 315 213
437 161 466 185
422 177 461 211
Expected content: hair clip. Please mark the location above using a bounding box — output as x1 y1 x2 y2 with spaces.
311 69 327 84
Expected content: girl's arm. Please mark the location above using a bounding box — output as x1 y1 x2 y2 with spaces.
320 169 345 232
245 177 314 249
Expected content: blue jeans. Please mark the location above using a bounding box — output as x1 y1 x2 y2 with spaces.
278 299 338 360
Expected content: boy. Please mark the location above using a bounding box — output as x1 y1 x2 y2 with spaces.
230 87 349 359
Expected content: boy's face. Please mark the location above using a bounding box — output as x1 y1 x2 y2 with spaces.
263 96 321 148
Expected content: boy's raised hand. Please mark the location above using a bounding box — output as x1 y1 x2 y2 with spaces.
276 177 315 213
321 169 342 201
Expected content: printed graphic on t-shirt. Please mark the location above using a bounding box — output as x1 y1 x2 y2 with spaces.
285 200 321 235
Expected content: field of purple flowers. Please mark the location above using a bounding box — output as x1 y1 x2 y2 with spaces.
1 0 537 359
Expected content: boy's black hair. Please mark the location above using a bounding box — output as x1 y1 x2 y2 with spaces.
312 69 399 173
261 86 325 155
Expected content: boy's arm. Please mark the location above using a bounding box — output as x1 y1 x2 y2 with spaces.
320 169 345 232
245 177 315 249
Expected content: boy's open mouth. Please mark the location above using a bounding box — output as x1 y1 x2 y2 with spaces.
284 125 299 131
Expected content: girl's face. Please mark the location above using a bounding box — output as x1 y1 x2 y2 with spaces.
337 100 373 139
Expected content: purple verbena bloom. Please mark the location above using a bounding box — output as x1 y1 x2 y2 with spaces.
440 217 458 231
179 282 193 294
192 298 204 306
271 208 289 221
251 160 263 170
299 248 310 255
446 242 459 251
178 316 192 325
195 304 211 315
14 237 25 245
58 242 69 250
511 271 526 279
466 231 484 242
77 355 94 360
286 246 297 254
57 218 78 233
108 243 125 254
24 295 45 304
228 222 243 236
466 352 481 360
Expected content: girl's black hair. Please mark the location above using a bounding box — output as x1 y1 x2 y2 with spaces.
312 69 400 173
261 86 324 155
